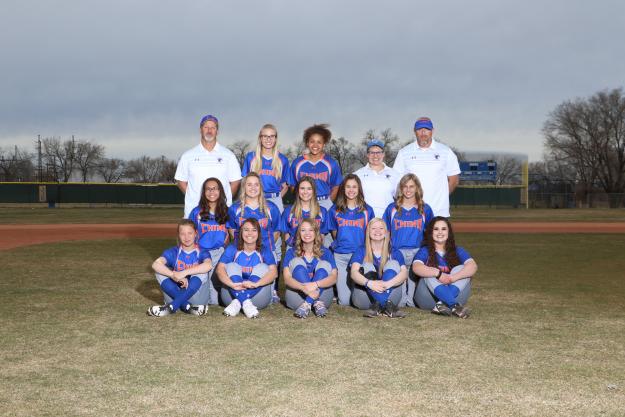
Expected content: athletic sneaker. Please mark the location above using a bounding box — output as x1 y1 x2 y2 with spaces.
363 301 382 318
384 301 406 319
223 299 242 317
242 299 260 319
312 300 328 317
294 301 312 319
147 304 173 317
188 304 208 316
432 301 452 317
451 303 470 319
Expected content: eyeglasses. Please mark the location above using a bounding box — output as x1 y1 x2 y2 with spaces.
260 134 277 140
368 151 384 155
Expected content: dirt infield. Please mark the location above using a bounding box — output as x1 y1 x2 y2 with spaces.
1 222 624 251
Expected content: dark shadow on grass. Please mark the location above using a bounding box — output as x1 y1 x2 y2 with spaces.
135 278 163 304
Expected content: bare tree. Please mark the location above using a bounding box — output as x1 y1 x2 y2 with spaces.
42 136 76 182
228 140 252 168
282 141 307 162
543 87 625 202
74 140 104 182
125 156 163 183
157 156 177 183
97 158 126 183
0 146 34 181
490 155 522 185
325 136 359 174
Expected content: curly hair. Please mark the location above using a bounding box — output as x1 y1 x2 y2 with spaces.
422 216 460 269
302 123 332 145
198 178 229 224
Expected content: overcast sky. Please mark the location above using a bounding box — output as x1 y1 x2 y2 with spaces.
1 0 624 162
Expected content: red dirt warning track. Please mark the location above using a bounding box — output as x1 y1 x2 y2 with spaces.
1 222 624 251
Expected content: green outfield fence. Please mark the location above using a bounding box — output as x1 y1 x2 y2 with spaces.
0 182 524 208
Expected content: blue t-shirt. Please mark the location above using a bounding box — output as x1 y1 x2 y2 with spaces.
412 246 472 273
241 152 290 195
383 203 434 249
327 204 375 254
279 205 329 247
227 201 281 252
188 206 229 250
283 247 337 279
218 243 276 279
161 245 211 272
287 154 343 198
350 247 405 269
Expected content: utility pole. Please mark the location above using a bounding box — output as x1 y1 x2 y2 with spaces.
37 135 43 182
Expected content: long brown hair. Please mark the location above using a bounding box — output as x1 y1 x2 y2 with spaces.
237 218 262 252
422 216 460 268
334 174 366 213
291 176 321 221
198 177 229 224
294 218 323 258
394 173 425 216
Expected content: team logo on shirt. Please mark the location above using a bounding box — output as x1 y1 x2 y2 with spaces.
200 223 227 234
217 157 223 163
434 154 440 160
337 218 365 228
393 218 424 230
301 171 329 182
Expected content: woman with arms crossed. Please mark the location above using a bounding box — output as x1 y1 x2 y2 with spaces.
216 218 278 319
148 220 213 317
412 216 477 318
283 219 338 318
350 218 408 318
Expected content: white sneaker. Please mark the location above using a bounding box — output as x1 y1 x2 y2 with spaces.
147 304 173 317
242 299 259 319
188 304 207 316
223 299 241 317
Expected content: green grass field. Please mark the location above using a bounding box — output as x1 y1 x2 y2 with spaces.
1 233 624 416
1 206 625 224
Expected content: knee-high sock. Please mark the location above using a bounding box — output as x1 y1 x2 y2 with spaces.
434 284 457 307
161 276 202 311
367 268 398 307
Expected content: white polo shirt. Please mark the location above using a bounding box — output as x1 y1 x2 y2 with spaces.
393 139 460 217
175 142 242 217
354 163 400 218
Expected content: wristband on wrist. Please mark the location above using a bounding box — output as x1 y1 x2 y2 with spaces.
436 269 442 278
365 279 370 289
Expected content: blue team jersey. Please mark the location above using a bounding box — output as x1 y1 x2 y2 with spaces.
188 206 229 250
287 154 343 198
241 152 290 195
279 205 329 247
383 203 434 249
327 204 375 254
218 243 276 279
413 246 472 273
350 247 405 269
161 245 211 272
227 201 281 252
283 247 337 278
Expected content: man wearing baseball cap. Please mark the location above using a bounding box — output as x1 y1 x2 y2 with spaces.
354 138 400 218
175 115 242 217
393 117 460 217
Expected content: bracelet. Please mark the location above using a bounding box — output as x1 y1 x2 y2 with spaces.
436 269 442 278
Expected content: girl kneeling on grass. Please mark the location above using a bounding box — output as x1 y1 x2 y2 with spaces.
412 216 477 319
350 218 408 318
283 218 338 318
216 218 278 319
148 219 213 317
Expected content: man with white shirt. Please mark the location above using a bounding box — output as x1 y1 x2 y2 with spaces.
393 117 460 217
354 139 400 218
175 115 242 217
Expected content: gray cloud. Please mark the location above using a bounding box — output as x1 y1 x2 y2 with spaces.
1 0 624 161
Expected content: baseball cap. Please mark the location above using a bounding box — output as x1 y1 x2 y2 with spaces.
414 117 433 130
200 114 219 128
367 139 385 150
